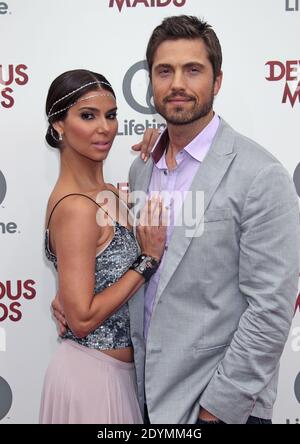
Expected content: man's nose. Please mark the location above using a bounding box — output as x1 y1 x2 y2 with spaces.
170 70 186 91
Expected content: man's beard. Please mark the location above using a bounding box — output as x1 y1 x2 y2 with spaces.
155 89 214 126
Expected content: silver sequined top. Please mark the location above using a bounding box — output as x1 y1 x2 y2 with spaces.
45 219 139 350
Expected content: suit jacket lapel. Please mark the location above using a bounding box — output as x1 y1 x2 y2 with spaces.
132 159 154 195
128 157 154 333
130 159 154 237
153 119 237 307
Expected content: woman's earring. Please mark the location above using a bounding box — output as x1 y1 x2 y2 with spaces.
58 133 63 141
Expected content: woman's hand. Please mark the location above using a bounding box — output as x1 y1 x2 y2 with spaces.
136 196 167 261
51 294 67 336
131 128 161 162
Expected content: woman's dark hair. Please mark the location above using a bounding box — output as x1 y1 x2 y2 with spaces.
146 15 222 82
45 69 116 149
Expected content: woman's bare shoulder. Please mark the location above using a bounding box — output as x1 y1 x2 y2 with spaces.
46 190 99 229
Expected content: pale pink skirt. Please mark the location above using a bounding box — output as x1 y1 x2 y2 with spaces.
39 339 143 424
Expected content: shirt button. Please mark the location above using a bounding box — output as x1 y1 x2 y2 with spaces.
165 245 168 251
163 170 168 176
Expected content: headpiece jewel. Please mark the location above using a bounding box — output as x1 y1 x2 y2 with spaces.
47 80 113 119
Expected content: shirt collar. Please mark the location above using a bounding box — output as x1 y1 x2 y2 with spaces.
151 114 220 166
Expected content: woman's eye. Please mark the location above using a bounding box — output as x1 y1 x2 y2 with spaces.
80 112 95 120
107 113 117 120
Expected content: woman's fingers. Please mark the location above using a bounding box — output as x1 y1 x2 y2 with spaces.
132 128 161 162
131 141 142 152
140 195 168 228
58 322 67 337
51 296 67 326
132 129 152 161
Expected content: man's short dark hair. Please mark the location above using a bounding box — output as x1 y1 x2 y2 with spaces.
146 15 222 81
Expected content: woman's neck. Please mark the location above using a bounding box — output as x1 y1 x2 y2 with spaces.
59 149 106 193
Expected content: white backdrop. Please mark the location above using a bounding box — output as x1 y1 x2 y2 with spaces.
0 0 299 424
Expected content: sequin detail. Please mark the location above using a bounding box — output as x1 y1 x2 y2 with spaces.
45 223 139 350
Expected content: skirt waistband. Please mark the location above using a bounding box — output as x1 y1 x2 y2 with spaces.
63 339 135 370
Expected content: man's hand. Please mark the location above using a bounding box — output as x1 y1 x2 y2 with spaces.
131 128 161 162
51 294 67 336
198 407 220 422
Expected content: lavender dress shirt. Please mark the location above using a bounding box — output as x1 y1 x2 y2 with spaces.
144 114 220 340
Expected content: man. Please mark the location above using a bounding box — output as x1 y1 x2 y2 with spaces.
53 15 299 424
127 15 299 424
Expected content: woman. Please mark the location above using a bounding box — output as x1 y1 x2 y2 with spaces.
39 69 166 424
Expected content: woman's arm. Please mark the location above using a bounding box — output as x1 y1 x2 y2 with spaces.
51 195 165 338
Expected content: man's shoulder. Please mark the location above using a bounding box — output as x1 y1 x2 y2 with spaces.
129 155 151 180
219 119 282 173
130 155 147 171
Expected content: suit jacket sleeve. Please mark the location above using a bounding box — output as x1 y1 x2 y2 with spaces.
200 162 300 424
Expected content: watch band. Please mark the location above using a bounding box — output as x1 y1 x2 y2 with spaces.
130 254 160 282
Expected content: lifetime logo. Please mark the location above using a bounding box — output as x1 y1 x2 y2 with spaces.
0 170 6 205
123 60 155 115
0 2 10 15
109 0 187 13
285 0 299 11
0 171 19 235
0 376 12 421
119 60 166 135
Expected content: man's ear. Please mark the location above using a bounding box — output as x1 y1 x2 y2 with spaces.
214 70 223 96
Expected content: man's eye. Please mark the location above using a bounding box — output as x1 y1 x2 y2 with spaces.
80 112 94 120
159 69 170 75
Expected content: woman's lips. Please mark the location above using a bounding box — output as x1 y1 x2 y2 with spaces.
92 141 111 150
